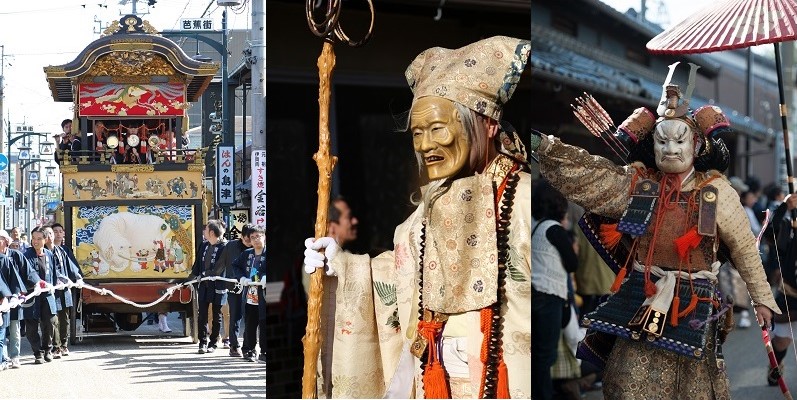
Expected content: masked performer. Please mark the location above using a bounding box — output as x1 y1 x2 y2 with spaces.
303 36 531 398
530 63 779 399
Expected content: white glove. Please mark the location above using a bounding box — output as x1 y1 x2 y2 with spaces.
75 279 84 288
259 279 268 288
239 277 252 285
303 237 340 276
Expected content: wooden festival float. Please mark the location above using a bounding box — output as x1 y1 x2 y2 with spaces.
43 14 219 343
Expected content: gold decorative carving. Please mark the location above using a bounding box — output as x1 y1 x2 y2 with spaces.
88 51 176 77
102 20 121 37
111 164 155 173
59 165 78 174
141 20 160 35
187 164 205 172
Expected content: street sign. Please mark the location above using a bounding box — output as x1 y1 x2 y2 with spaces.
28 171 39 181
18 149 30 161
0 153 8 170
0 171 8 186
179 18 214 31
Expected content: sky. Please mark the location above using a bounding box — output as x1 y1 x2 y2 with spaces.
0 0 253 138
0 0 737 139
601 0 714 29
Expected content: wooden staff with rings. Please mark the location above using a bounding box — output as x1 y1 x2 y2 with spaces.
302 1 374 398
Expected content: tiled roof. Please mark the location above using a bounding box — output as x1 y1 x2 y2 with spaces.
531 31 773 140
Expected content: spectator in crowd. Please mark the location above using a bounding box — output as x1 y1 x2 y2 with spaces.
531 179 578 400
767 193 797 386
10 227 28 252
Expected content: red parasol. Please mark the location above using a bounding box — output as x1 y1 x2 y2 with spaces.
647 0 797 54
648 0 797 197
648 2 797 399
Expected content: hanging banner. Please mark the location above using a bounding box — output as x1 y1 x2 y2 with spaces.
250 150 266 228
78 83 187 117
216 146 235 206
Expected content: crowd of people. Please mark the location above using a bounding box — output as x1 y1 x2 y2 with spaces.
0 220 267 369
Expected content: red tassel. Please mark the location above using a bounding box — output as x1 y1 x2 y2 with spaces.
644 279 657 297
497 361 510 399
673 226 702 263
423 362 450 399
610 267 627 293
600 223 622 250
670 296 681 327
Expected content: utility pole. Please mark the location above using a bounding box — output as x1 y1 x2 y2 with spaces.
250 0 265 228
220 8 231 228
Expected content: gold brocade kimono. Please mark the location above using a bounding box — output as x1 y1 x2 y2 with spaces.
537 135 779 400
317 160 531 399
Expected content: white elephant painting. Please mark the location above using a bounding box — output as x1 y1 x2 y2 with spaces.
93 212 172 273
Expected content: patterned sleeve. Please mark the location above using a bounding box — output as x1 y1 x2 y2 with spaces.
537 135 635 219
713 178 780 313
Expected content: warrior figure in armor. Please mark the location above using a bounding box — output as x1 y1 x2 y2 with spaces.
531 63 779 399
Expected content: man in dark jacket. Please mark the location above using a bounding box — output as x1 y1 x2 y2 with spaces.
217 223 254 357
43 226 82 358
0 251 16 370
0 229 38 368
232 224 266 363
188 219 228 353
23 227 58 364
54 119 82 164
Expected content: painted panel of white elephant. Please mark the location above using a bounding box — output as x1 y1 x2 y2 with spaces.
72 204 196 279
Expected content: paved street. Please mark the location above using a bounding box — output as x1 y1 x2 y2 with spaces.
584 315 797 399
3 314 265 399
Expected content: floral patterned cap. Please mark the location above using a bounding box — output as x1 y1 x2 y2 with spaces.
405 36 531 121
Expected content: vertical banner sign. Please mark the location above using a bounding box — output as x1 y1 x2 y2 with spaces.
216 146 235 206
251 150 266 228
226 208 251 240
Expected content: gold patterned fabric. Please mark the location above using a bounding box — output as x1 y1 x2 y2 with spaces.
424 174 498 313
321 167 531 398
405 36 531 121
603 335 730 400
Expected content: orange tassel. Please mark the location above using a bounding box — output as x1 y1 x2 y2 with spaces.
419 320 450 399
673 226 702 263
423 362 450 399
610 266 627 293
600 223 622 250
678 295 699 318
497 361 510 399
644 279 657 297
670 296 681 327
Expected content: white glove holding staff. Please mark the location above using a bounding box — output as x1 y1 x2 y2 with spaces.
303 237 340 276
